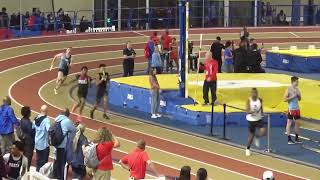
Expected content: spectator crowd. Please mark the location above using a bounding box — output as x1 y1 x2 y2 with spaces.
0 95 220 180
0 7 92 33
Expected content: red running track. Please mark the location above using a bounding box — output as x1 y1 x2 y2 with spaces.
4 27 314 179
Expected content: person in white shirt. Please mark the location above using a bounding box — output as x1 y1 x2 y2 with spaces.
245 88 266 156
3 141 28 180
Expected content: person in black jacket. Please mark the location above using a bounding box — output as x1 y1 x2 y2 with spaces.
210 36 225 73
19 106 35 171
234 40 248 73
247 43 265 73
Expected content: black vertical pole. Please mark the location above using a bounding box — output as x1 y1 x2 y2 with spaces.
223 103 226 139
220 103 230 140
210 103 214 135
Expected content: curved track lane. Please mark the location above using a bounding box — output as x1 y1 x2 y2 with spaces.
2 28 320 179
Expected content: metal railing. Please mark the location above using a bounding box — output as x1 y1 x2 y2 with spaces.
209 103 273 153
1 3 320 39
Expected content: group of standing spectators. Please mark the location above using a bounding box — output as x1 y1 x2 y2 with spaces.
0 95 162 180
260 2 289 26
0 6 76 32
210 27 265 74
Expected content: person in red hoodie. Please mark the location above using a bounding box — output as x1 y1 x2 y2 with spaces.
161 29 172 72
150 31 159 45
203 52 218 105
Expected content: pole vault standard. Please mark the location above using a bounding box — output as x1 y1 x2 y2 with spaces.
178 0 189 98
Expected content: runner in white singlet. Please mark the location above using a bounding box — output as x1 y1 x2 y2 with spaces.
245 88 266 156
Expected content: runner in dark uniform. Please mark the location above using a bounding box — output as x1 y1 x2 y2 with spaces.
71 66 92 120
90 64 110 119
50 47 73 95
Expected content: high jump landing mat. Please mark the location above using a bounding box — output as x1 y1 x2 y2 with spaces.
266 49 320 73
108 73 320 126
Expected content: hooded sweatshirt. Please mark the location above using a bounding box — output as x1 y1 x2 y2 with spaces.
33 115 50 151
0 104 19 135
55 115 76 149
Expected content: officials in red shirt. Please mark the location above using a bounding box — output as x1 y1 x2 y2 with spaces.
161 29 172 51
119 140 159 179
203 52 218 105
150 31 160 45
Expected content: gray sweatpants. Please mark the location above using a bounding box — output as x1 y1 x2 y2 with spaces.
150 90 160 114
0 133 15 155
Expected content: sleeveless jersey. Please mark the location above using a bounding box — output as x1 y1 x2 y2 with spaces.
287 86 300 110
77 74 91 96
58 54 72 70
246 97 263 121
7 154 23 179
98 72 108 91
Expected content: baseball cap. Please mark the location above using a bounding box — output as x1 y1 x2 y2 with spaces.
263 170 274 180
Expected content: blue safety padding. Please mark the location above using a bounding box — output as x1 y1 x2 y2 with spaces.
266 52 320 73
11 29 41 38
108 81 286 126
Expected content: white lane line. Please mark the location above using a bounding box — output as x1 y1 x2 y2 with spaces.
0 36 146 52
0 50 144 74
2 29 319 52
7 63 256 180
7 62 310 180
0 41 145 62
289 32 301 38
133 31 149 37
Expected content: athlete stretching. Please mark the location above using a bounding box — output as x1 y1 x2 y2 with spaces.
71 66 92 120
90 64 110 120
284 76 302 144
50 47 72 95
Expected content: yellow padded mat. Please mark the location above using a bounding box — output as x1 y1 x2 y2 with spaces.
112 73 320 120
269 49 320 57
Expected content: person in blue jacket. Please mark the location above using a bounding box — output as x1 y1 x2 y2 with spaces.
151 46 163 74
0 96 19 155
66 124 88 180
53 108 76 180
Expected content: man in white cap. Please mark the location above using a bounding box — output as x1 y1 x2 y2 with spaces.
263 170 274 180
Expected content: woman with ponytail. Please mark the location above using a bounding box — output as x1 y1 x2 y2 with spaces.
66 124 88 180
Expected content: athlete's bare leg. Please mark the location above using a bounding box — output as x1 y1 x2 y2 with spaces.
103 95 109 119
286 119 293 137
295 119 301 135
79 97 85 116
54 72 66 94
257 127 267 137
103 95 108 114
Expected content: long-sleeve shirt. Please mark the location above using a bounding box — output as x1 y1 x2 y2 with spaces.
205 59 218 82
0 105 19 135
55 115 76 149
151 52 163 68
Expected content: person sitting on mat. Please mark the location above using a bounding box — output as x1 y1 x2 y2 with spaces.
203 52 218 106
245 88 266 156
284 76 302 145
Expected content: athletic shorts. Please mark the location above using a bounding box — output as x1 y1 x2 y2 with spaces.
96 89 108 102
287 109 301 120
77 91 88 100
58 68 69 76
248 119 264 133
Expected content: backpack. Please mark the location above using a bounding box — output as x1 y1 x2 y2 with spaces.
83 144 100 169
16 126 25 140
48 121 65 147
144 43 150 59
